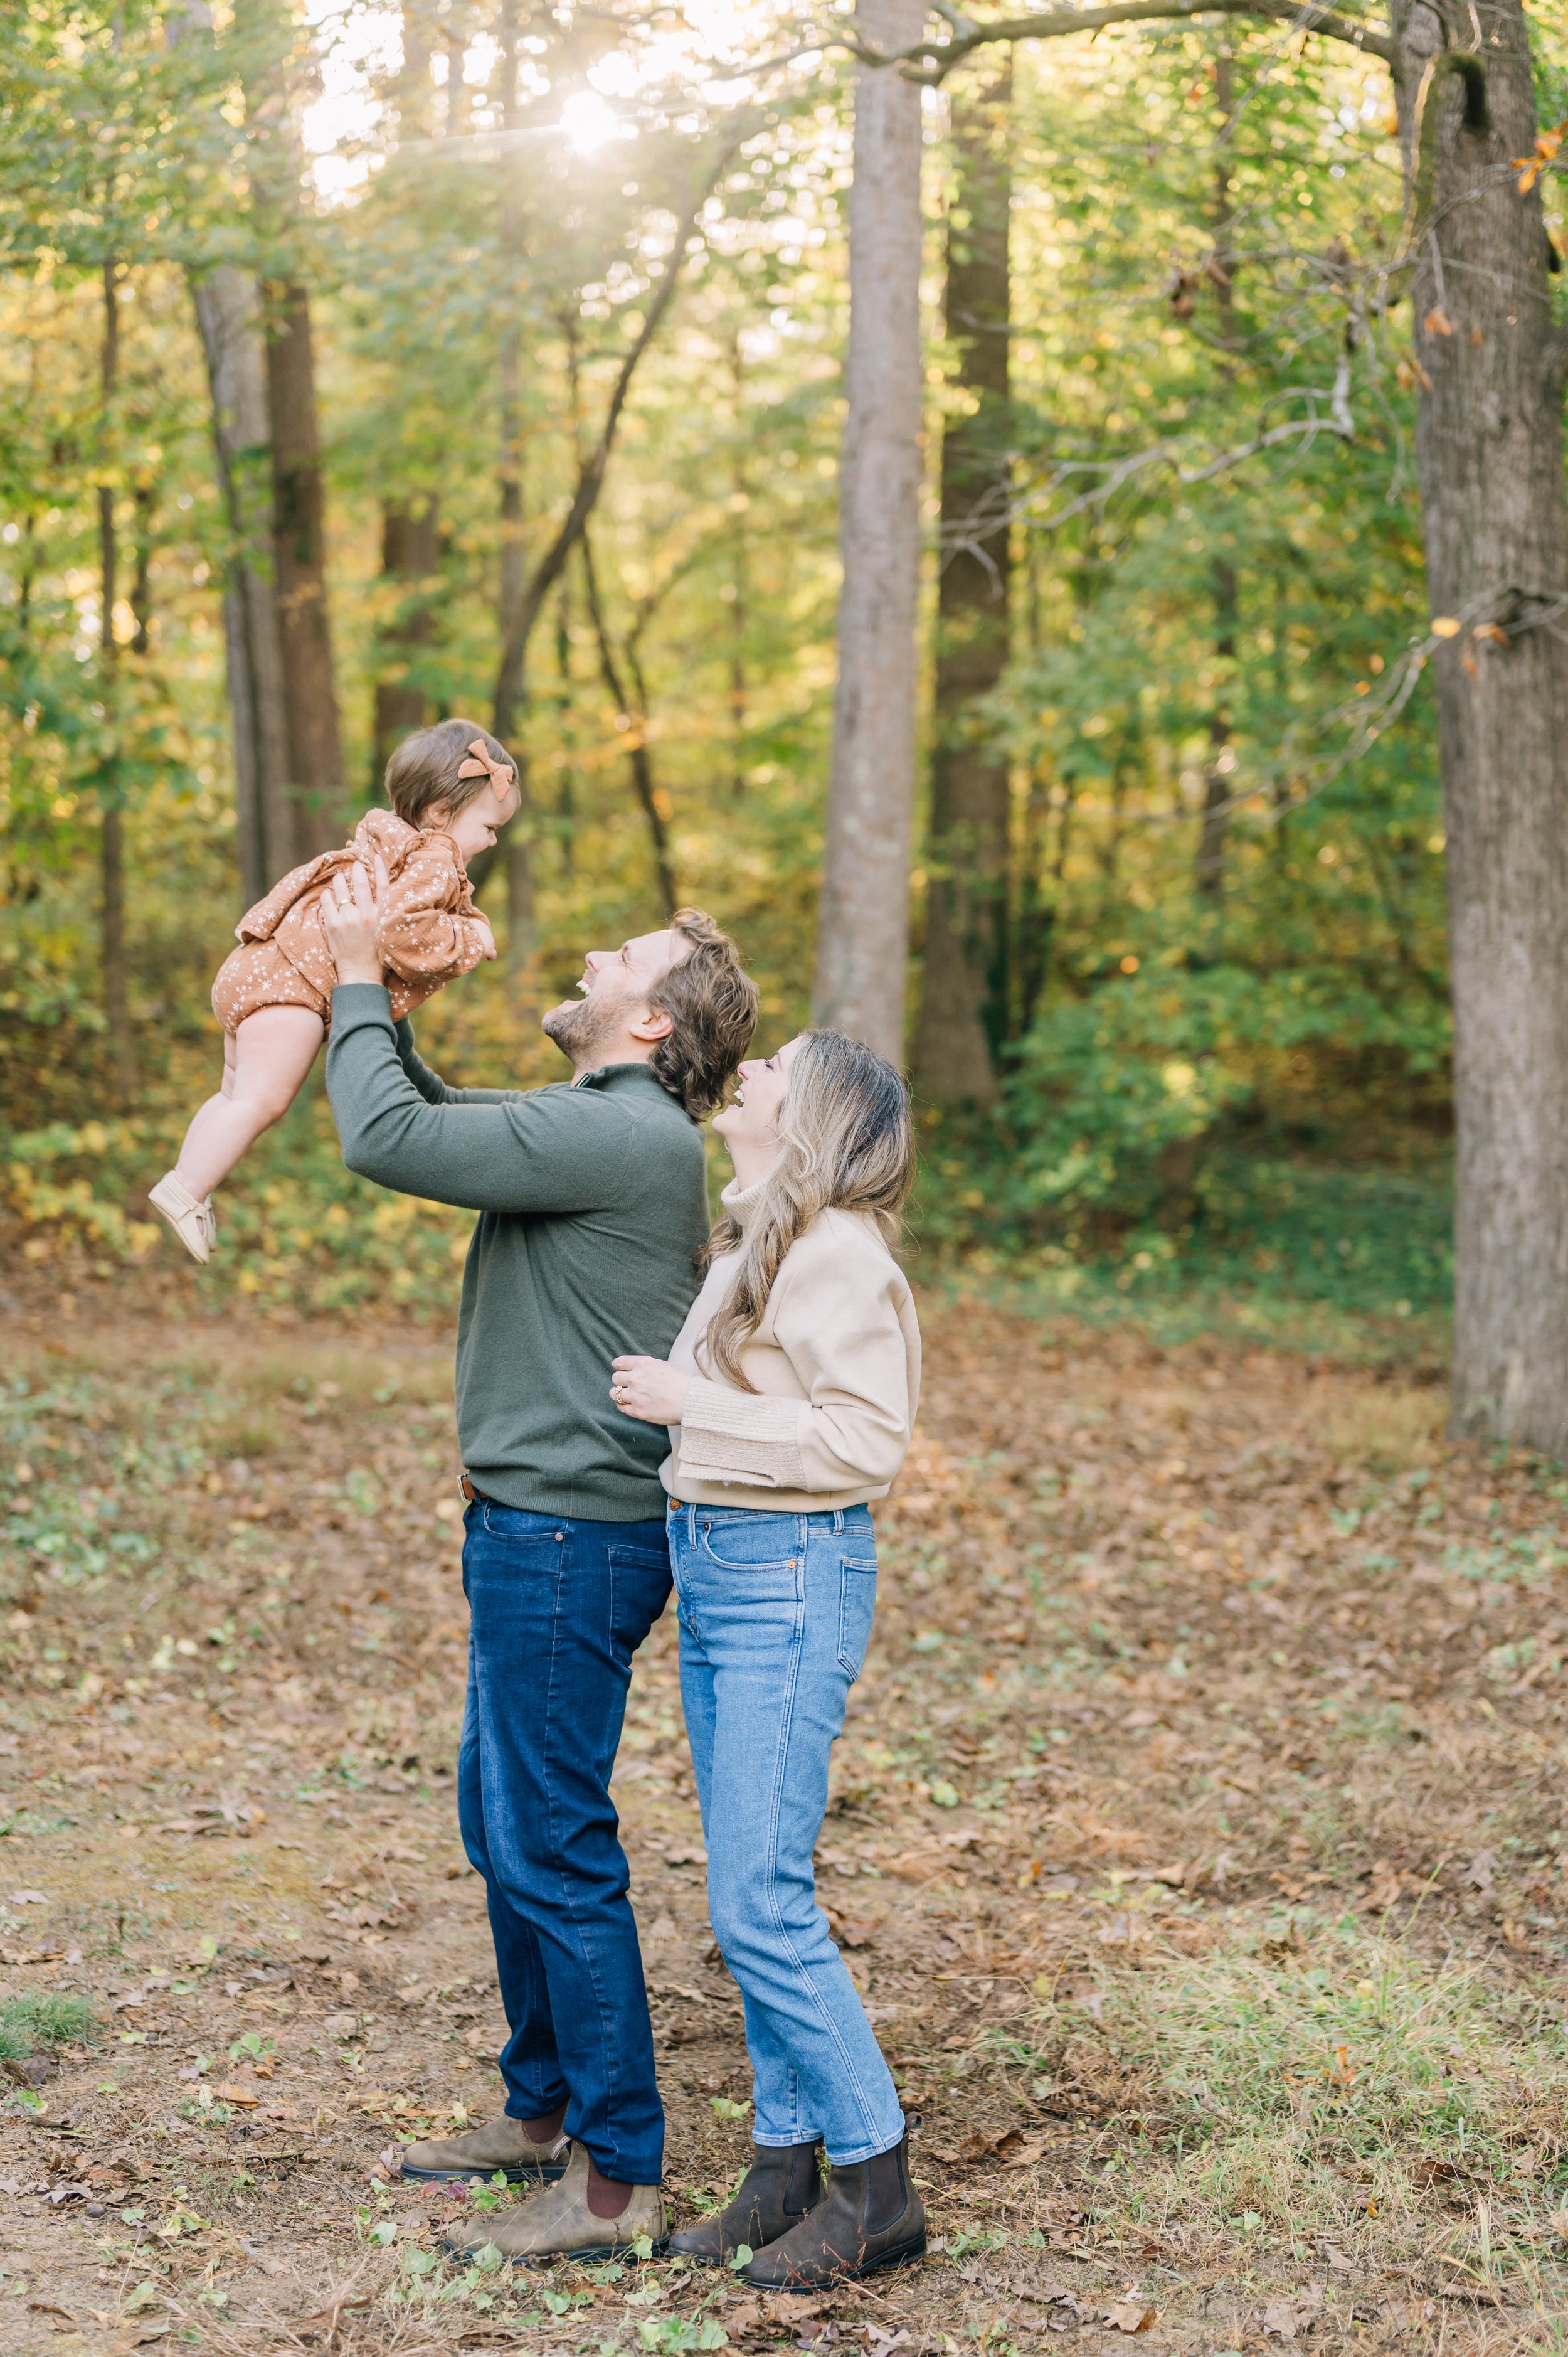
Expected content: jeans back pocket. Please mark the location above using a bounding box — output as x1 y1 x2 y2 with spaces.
837 1557 878 1679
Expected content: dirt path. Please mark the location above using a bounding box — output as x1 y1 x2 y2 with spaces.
0 1297 1564 2354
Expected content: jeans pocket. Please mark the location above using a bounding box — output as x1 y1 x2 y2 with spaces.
696 1511 803 1594
837 1558 878 1679
607 1545 672 1672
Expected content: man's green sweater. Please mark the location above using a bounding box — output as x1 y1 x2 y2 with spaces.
325 982 709 1521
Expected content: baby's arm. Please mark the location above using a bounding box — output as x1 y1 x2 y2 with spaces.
374 856 494 987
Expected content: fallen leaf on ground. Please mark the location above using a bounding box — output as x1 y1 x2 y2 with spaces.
1263 2290 1323 2340
1105 2299 1157 2334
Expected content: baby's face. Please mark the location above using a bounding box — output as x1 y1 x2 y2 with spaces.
433 777 521 862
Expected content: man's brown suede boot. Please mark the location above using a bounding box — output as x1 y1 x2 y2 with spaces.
445 2139 665 2264
667 2137 822 2264
400 2113 569 2185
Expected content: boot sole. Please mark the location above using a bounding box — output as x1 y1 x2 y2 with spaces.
746 2228 928 2288
445 2235 670 2266
402 2160 569 2185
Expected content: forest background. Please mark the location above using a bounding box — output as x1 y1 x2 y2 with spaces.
2 0 1565 1348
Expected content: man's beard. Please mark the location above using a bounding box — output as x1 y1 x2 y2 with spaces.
542 985 634 1067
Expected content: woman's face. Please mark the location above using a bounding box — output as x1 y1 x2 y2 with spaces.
712 1035 802 1154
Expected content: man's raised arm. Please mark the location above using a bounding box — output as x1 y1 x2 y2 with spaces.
393 1018 520 1109
327 984 625 1216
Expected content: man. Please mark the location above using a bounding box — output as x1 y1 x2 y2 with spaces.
321 871 757 2261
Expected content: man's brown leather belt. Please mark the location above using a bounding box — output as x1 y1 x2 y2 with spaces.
458 1473 491 1506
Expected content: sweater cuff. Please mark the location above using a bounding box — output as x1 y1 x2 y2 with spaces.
677 1375 807 1489
327 981 396 1033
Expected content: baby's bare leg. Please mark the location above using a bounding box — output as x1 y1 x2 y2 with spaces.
174 1007 325 1198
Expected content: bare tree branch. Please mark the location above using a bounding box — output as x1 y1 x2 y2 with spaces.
580 526 679 920
490 121 746 740
752 1 1395 80
940 372 1355 568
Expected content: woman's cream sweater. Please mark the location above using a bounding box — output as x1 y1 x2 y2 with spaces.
660 1178 921 1513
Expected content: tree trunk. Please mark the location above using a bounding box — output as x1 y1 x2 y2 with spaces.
1194 53 1238 905
266 284 346 859
1194 557 1237 900
240 3 346 863
443 5 470 140
98 257 134 1102
371 498 440 784
130 476 154 654
814 0 928 1065
191 267 292 902
1388 0 1568 1452
169 2 292 898
727 331 749 796
490 0 537 951
396 0 433 138
913 64 1012 1104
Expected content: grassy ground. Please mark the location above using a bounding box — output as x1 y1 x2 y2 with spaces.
0 1281 1564 2356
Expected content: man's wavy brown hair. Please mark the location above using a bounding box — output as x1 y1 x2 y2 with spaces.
648 908 758 1120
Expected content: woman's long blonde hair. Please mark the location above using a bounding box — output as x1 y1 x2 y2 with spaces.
699 1030 914 1391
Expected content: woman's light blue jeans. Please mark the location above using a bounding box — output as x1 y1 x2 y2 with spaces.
667 1499 906 2166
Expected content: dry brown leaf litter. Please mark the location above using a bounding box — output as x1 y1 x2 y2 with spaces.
0 1294 1564 2354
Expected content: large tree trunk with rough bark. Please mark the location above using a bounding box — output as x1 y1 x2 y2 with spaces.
191 269 292 902
491 0 538 966
1389 0 1568 1452
266 285 346 859
368 10 442 792
171 1 291 898
813 0 928 1066
913 64 1012 1104
241 4 345 863
371 499 440 785
98 256 134 1104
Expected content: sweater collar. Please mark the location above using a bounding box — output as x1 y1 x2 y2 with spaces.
720 1174 769 1228
570 1060 690 1113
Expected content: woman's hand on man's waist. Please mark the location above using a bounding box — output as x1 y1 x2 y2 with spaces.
610 1355 692 1423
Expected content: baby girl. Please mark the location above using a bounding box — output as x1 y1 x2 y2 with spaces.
149 718 519 1264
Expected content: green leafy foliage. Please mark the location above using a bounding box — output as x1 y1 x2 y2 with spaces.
0 4 1563 1321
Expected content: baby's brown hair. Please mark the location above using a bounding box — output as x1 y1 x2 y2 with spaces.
384 718 517 831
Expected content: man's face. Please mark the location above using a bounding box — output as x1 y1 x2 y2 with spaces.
541 928 681 1063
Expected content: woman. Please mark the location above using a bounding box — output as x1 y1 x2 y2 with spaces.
609 1029 923 2291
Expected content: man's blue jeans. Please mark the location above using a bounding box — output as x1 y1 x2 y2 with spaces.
458 1499 672 2184
668 1499 906 2166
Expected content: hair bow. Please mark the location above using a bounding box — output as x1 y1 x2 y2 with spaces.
457 738 517 792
